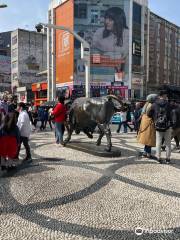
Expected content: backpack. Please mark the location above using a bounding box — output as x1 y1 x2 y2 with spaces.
155 105 170 131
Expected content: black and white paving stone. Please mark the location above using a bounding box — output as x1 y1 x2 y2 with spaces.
0 129 180 240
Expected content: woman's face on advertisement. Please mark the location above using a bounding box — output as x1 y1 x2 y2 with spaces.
104 17 114 31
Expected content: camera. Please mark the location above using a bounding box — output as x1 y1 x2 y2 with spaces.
35 23 44 33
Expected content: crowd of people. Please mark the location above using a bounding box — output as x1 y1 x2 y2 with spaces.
112 90 180 164
137 90 180 164
0 93 32 170
0 93 67 171
0 90 179 171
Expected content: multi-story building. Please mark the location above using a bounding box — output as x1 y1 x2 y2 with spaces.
0 31 11 93
11 29 47 102
48 0 148 100
148 12 180 95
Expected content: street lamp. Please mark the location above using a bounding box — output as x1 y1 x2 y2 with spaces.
0 3 7 8
35 23 91 100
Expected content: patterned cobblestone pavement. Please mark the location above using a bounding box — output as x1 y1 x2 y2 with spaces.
0 129 180 240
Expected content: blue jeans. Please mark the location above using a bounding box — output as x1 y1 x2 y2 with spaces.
55 122 64 144
144 145 151 154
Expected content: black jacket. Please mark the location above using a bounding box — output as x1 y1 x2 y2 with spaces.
172 106 180 129
148 99 172 127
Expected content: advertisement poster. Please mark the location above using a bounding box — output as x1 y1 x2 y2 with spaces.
55 0 74 85
74 0 130 87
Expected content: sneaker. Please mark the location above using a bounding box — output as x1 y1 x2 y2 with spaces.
7 165 17 171
1 165 7 171
142 152 147 158
23 157 32 163
158 158 163 164
161 146 166 151
166 159 171 164
147 155 156 160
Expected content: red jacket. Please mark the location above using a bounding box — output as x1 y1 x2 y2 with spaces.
52 103 66 123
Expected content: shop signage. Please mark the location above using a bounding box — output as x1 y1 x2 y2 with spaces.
132 78 143 85
133 41 141 56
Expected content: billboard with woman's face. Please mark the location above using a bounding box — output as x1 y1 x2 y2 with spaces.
74 0 130 88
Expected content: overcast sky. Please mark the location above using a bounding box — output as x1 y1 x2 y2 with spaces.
0 0 179 32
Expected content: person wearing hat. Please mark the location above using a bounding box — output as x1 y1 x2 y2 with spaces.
137 94 158 159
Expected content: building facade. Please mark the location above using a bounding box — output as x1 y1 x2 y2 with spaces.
148 12 180 94
11 29 47 102
48 0 148 100
0 31 11 93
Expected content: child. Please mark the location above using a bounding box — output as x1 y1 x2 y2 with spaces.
0 112 20 171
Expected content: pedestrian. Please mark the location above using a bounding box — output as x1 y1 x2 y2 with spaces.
44 108 53 130
8 95 18 113
0 93 8 115
51 96 66 146
133 102 142 134
44 108 48 130
116 107 133 133
149 90 172 164
16 102 32 162
32 106 38 129
38 107 46 130
0 112 20 170
137 94 158 159
27 103 34 126
125 105 133 132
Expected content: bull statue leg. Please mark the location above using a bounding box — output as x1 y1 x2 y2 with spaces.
104 124 112 152
64 123 74 145
96 123 112 152
83 129 93 139
96 124 104 146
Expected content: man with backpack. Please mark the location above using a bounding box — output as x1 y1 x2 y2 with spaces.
148 90 172 164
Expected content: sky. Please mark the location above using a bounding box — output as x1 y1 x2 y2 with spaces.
0 0 179 33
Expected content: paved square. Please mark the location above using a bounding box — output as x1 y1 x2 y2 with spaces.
0 130 180 240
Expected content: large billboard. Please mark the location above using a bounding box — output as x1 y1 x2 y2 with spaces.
74 0 130 89
55 0 74 85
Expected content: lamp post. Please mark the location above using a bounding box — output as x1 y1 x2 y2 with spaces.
0 3 7 8
36 23 91 100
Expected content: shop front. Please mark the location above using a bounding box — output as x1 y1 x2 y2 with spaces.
32 82 47 106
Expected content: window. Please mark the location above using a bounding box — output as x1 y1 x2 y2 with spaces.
12 73 18 80
74 3 87 19
0 50 7 55
90 9 99 24
12 48 17 58
133 2 141 24
134 56 141 66
12 36 17 45
12 61 17 69
37 90 47 99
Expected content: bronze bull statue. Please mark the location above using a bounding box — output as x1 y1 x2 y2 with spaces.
64 95 122 152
